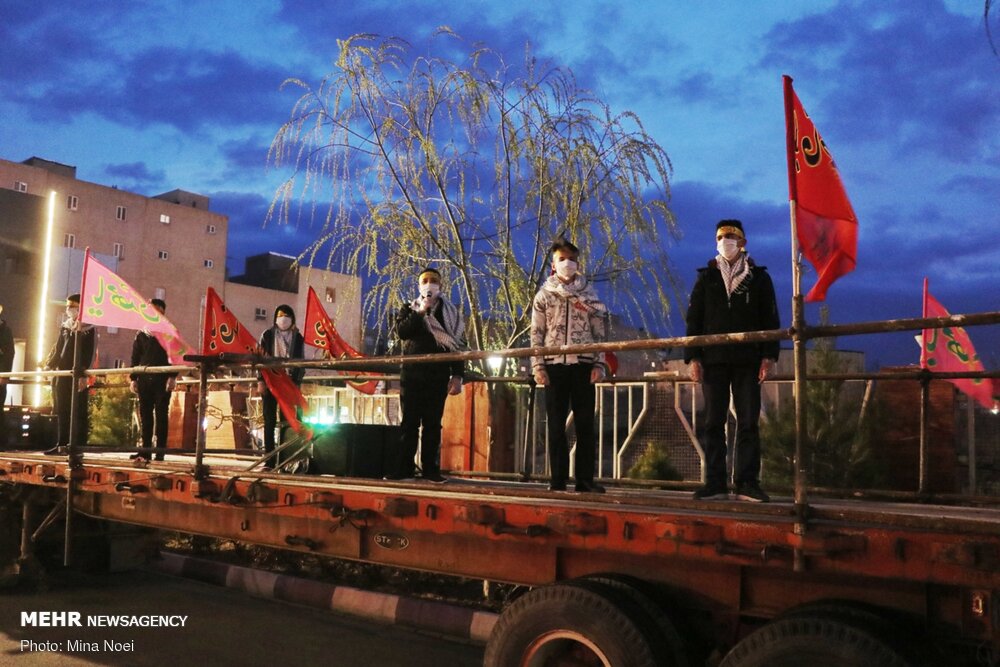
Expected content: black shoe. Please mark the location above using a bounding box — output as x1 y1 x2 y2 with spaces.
735 482 770 503
43 446 67 456
549 481 567 492
575 481 606 494
423 473 447 484
692 484 729 500
129 453 145 461
154 455 165 462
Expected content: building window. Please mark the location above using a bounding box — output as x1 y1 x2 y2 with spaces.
203 259 214 269
14 181 27 193
116 205 127 221
154 287 165 300
160 213 170 224
158 250 169 260
113 242 124 259
254 307 267 321
325 287 336 303
206 224 216 234
113 359 125 368
67 195 79 211
63 233 76 248
107 326 118 335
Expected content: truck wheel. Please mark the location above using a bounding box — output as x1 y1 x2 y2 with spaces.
579 574 690 666
719 615 913 667
484 582 665 667
779 600 937 667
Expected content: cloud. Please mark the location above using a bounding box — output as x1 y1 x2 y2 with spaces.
102 162 167 190
760 0 1000 163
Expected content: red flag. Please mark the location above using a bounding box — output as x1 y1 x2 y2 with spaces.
921 279 995 410
202 287 311 435
303 286 379 394
784 75 858 302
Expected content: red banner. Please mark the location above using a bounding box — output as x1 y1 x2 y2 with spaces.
302 286 379 394
783 75 858 302
921 279 995 410
202 287 311 435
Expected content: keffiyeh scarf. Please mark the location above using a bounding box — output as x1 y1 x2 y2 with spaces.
716 252 751 298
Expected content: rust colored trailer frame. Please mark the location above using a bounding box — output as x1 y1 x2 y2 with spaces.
2 450 998 651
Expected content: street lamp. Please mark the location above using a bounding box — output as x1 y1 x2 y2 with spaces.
487 356 503 376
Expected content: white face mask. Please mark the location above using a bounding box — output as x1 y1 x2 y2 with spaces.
554 258 578 280
419 282 441 299
65 307 79 322
717 238 741 261
276 316 292 331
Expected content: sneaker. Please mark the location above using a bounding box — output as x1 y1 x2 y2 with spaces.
549 481 567 492
574 481 606 494
129 453 145 461
735 482 770 503
692 484 729 500
422 473 447 484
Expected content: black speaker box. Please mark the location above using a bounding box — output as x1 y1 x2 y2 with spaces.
310 424 401 478
2 407 57 450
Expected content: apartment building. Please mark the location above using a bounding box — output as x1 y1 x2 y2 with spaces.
0 156 361 386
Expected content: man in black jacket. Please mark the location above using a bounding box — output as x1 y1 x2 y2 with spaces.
391 268 465 482
257 304 305 469
129 299 175 461
44 294 96 454
685 220 780 502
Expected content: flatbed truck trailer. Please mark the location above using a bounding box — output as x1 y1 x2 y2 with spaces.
1 447 998 666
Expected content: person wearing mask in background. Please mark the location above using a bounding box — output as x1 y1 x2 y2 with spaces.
44 294 95 455
391 268 465 483
0 306 15 447
685 219 780 503
530 238 609 493
257 305 305 470
128 298 176 461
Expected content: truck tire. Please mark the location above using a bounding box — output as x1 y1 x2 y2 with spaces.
484 581 665 667
778 600 938 666
579 574 691 666
719 615 913 667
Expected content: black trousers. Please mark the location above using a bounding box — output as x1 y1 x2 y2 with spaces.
701 363 762 487
398 366 450 478
137 377 170 459
52 377 88 448
544 363 597 485
262 388 302 462
0 383 7 446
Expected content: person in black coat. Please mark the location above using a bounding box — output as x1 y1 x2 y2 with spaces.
44 293 96 453
0 306 15 447
257 304 305 469
390 268 465 482
685 220 780 502
129 298 176 461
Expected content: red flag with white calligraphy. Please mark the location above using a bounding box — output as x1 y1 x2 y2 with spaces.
202 287 311 435
920 279 995 410
783 76 858 302
302 286 379 394
80 249 194 364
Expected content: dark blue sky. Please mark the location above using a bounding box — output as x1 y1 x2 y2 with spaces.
2 0 997 368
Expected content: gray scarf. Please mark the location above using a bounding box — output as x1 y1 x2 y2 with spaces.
410 296 465 351
716 252 751 298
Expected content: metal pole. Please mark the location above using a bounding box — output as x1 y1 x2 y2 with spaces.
194 363 209 479
63 323 84 567
918 375 930 495
967 398 976 495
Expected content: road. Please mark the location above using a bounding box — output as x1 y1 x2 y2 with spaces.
0 570 485 666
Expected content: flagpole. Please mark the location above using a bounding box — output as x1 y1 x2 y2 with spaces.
918 277 930 495
64 247 92 566
784 75 810 569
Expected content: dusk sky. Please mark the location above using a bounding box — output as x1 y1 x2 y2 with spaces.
2 0 997 369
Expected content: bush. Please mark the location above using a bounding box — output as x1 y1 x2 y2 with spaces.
628 441 682 481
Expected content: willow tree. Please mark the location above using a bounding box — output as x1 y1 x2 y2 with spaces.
268 31 679 356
